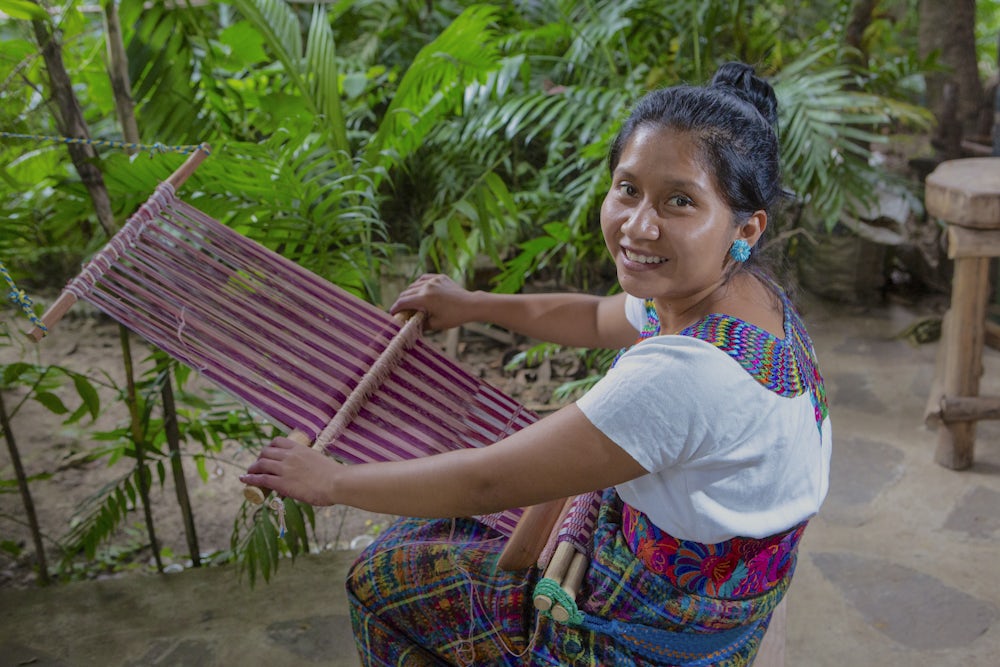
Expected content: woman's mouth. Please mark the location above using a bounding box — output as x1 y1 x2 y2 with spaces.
623 248 667 265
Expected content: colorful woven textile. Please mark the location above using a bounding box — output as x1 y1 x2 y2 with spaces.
347 490 786 666
622 502 806 600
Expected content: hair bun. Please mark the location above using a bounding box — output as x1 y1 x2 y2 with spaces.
709 62 778 129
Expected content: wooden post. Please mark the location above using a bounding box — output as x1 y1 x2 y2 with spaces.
936 256 989 468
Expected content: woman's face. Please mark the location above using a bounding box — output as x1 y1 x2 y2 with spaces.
601 125 746 308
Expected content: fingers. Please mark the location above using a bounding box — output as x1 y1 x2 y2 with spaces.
389 274 469 330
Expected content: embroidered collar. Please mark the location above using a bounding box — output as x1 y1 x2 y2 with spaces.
625 292 829 430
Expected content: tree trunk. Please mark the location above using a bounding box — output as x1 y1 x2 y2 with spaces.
918 0 984 139
845 0 878 69
31 18 116 238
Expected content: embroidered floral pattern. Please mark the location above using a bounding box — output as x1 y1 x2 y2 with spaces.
623 502 805 600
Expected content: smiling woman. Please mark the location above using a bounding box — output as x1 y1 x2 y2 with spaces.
242 62 832 667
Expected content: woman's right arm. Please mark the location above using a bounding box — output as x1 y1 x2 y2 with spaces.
390 274 638 350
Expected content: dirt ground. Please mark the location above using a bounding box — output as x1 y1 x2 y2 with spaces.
0 301 579 589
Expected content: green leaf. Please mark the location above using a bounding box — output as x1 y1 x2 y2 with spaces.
2 362 32 388
0 0 49 20
219 21 268 66
33 391 68 415
71 373 101 420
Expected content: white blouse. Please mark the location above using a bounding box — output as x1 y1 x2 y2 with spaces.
576 295 832 543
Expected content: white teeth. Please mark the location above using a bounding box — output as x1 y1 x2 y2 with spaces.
624 248 666 264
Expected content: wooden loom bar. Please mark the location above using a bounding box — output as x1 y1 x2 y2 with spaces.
29 145 212 342
533 541 575 611
242 312 425 504
496 496 567 570
940 395 1000 422
550 551 589 622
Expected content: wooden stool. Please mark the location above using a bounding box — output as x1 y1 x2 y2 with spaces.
924 157 1000 469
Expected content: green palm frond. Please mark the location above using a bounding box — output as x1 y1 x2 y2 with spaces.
124 3 209 146
361 4 503 178
774 46 932 230
231 0 348 155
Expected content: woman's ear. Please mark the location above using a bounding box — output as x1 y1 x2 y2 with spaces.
740 210 768 247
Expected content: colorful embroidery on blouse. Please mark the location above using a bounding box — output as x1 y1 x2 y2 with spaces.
622 500 805 600
627 292 828 431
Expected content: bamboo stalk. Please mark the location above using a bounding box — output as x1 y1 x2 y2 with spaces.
160 366 201 566
119 325 163 573
28 145 211 342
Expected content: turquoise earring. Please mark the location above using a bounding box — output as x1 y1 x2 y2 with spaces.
730 239 751 263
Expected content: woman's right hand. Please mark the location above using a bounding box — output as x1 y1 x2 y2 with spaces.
389 274 479 331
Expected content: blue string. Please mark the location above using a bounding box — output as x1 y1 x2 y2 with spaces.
0 261 47 333
0 131 209 157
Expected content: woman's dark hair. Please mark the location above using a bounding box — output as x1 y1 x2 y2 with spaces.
607 62 783 275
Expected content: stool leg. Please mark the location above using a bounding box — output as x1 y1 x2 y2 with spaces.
937 255 990 469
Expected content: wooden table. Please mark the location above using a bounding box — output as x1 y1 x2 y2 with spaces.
924 157 1000 469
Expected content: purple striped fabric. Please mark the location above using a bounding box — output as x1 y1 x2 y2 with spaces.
64 183 539 536
557 491 602 552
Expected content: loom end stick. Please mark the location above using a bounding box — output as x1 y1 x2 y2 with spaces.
242 428 314 505
496 497 567 571
29 291 79 341
550 551 588 623
167 144 211 190
532 541 575 611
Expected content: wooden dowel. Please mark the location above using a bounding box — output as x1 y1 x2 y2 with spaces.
550 551 588 623
29 145 212 341
243 311 422 505
29 291 77 341
312 312 424 449
532 541 575 612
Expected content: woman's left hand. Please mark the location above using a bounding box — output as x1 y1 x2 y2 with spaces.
240 437 342 506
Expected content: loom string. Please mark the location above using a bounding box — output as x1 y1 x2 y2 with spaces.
0 261 47 333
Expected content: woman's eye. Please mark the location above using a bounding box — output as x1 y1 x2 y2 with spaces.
617 183 638 197
668 194 693 207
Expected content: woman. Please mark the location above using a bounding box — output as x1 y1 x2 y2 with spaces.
241 62 832 666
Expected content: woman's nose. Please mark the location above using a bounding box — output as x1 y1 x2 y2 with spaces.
621 204 660 240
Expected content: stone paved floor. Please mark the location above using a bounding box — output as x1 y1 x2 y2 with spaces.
1 294 998 666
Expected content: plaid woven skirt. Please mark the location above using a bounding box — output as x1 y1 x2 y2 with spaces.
346 490 789 666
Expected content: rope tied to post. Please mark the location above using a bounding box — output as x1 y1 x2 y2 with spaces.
1 261 47 333
0 131 210 158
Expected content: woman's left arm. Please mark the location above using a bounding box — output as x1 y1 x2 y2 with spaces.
240 404 647 516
